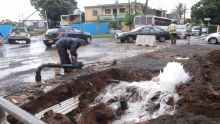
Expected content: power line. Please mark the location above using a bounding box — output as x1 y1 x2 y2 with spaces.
1 0 49 42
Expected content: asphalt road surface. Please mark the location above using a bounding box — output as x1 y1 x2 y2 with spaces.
0 36 209 96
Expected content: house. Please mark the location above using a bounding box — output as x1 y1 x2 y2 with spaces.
60 9 85 25
84 3 143 22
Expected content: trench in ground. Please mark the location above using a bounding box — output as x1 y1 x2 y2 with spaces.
10 68 153 123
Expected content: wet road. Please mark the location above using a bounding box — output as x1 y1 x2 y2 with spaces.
0 36 208 96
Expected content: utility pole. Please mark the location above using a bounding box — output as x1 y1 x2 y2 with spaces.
183 4 187 24
128 0 131 30
128 0 131 14
134 0 137 14
44 11 49 30
144 0 149 14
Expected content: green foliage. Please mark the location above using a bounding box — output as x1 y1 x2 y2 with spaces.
109 21 122 30
30 0 77 26
92 34 114 38
174 3 185 19
124 13 135 27
0 19 17 26
191 0 220 24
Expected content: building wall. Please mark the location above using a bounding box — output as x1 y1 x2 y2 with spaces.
85 7 103 22
85 4 143 22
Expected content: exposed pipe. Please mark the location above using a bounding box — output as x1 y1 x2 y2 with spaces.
35 95 80 119
0 97 46 124
35 63 83 82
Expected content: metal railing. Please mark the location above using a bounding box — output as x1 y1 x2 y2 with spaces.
0 97 46 124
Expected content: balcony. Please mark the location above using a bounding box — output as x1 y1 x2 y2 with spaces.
97 14 125 21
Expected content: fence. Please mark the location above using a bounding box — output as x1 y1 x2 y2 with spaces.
0 25 13 39
70 22 109 35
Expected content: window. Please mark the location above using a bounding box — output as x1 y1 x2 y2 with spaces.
140 16 147 25
105 9 111 14
119 8 125 13
134 16 141 25
154 17 171 26
143 27 151 32
92 10 98 16
146 17 153 25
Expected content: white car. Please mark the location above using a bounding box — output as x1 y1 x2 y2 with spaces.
206 32 220 44
192 26 201 36
8 27 31 44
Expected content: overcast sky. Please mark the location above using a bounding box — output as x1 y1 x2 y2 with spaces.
0 0 200 22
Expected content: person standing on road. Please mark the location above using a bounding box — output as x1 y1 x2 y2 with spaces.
56 37 88 73
186 23 192 44
168 21 177 45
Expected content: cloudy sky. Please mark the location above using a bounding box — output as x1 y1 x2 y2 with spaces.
0 0 200 22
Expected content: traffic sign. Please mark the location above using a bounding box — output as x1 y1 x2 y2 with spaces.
204 18 211 21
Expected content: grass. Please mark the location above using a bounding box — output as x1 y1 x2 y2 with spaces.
92 33 114 38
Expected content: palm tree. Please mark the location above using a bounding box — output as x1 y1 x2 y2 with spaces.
174 3 185 21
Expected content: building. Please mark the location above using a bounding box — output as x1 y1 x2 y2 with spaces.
84 3 143 22
145 8 167 18
60 9 85 25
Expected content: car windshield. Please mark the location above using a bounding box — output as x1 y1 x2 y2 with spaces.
46 28 59 33
11 27 26 33
130 27 144 32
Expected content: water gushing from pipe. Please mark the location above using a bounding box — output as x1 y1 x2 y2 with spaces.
93 62 190 124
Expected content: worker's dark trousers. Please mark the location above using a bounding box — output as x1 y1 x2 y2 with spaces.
56 42 71 71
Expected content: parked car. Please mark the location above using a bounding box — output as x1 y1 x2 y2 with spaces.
8 27 31 44
115 26 170 42
192 26 202 36
176 25 187 39
206 32 220 44
43 26 92 47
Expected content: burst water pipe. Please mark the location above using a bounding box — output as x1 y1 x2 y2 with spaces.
35 63 83 82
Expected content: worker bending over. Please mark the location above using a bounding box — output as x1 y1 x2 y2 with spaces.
56 37 88 73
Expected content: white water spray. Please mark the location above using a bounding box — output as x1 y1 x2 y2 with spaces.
93 62 190 124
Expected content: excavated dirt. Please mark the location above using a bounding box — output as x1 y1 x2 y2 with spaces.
7 45 220 124
177 49 220 117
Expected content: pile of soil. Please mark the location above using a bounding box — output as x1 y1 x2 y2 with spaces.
177 49 220 118
148 49 220 123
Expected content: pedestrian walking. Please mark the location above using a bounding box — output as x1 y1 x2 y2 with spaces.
168 21 177 44
186 23 192 44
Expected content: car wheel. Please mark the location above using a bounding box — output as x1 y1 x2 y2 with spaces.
26 40 30 44
209 38 218 44
45 43 52 47
9 40 15 44
120 39 125 43
126 36 134 42
159 36 166 42
86 37 92 43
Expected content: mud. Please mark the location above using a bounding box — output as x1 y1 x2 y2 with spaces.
6 44 220 124
177 49 220 118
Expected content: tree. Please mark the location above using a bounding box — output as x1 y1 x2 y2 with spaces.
124 13 135 30
191 0 220 24
30 0 77 27
0 19 17 26
174 3 185 21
